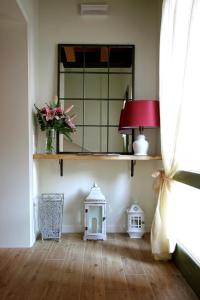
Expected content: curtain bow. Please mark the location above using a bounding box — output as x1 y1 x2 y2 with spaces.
152 170 172 192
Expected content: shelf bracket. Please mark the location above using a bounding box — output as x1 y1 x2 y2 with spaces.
131 160 136 177
59 159 63 176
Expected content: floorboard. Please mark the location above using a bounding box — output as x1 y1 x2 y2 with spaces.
0 233 198 300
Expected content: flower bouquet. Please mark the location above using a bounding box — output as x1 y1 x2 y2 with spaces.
34 97 76 153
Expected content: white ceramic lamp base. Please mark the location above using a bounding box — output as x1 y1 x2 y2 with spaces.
133 134 149 155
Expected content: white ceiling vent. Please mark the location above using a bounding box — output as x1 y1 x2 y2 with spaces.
80 4 109 15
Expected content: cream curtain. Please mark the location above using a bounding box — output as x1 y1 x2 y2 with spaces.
151 0 200 260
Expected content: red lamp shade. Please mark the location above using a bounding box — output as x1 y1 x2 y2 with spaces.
119 100 160 133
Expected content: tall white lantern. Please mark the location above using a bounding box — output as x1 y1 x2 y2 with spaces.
127 202 145 238
84 183 107 241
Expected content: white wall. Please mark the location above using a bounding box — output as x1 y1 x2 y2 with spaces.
36 0 162 233
17 0 40 244
0 0 39 247
0 0 31 246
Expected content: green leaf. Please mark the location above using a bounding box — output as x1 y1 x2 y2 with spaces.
34 104 47 131
59 127 73 142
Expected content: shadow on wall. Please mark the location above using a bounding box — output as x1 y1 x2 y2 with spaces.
63 189 86 232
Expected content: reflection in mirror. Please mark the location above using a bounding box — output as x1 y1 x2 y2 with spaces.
108 127 124 152
60 73 83 98
109 74 132 99
84 73 108 99
58 44 135 153
64 100 83 124
109 101 124 126
84 100 107 126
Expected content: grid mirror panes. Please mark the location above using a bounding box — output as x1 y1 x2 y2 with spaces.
57 44 135 153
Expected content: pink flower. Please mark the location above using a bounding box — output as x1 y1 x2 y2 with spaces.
41 106 48 114
54 107 63 114
69 114 76 121
45 108 55 121
65 116 76 129
65 105 74 114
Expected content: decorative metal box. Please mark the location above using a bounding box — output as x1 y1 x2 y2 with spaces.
127 202 145 238
84 183 107 241
39 193 64 241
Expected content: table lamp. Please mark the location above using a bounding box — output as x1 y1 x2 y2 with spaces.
119 100 160 155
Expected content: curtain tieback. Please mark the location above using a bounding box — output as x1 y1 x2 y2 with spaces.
152 170 172 192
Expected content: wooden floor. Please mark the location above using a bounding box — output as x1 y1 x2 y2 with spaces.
0 233 198 300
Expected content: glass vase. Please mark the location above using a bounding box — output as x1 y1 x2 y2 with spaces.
45 128 56 154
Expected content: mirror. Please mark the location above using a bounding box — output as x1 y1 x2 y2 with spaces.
57 44 135 153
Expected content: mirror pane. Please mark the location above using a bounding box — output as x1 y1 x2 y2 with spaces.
109 46 133 69
108 127 124 152
84 100 107 126
60 73 83 98
60 65 84 72
109 67 132 73
85 46 108 70
84 127 107 152
61 126 83 152
101 127 108 152
63 100 83 125
109 74 132 99
84 73 108 99
85 67 108 73
109 100 124 125
60 46 84 72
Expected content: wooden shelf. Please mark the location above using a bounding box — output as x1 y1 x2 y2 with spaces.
33 153 161 161
33 153 162 177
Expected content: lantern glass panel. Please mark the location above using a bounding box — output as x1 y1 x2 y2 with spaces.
88 205 103 234
131 216 142 228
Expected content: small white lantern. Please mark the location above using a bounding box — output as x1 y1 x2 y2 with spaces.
84 183 107 241
127 202 145 238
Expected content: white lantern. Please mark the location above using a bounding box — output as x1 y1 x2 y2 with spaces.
127 202 145 238
84 183 107 241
